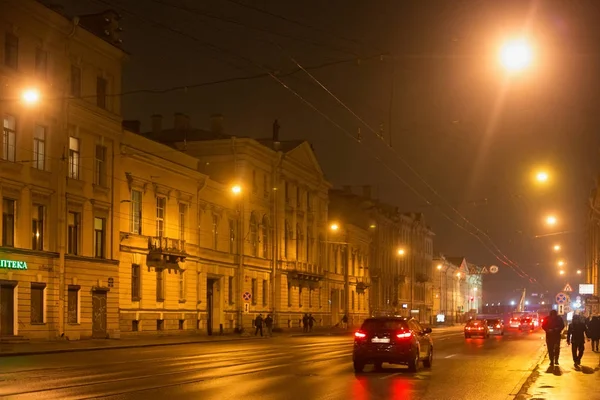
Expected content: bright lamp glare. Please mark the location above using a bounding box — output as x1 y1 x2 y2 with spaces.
22 89 40 104
500 39 533 72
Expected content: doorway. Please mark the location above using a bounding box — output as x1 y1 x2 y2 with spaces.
331 289 340 326
0 284 15 336
92 290 107 338
207 279 217 335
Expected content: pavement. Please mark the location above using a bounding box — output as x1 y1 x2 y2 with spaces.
516 339 600 400
0 326 545 399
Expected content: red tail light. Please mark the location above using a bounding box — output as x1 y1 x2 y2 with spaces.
397 331 412 339
355 331 366 339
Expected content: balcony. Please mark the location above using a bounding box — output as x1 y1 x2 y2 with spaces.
147 237 187 265
356 276 371 293
415 272 431 283
282 261 325 285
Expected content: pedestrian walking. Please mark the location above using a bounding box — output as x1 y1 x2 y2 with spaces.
567 313 590 367
254 314 264 337
264 314 273 337
542 309 565 367
308 313 316 332
302 313 309 333
587 315 600 352
342 314 348 330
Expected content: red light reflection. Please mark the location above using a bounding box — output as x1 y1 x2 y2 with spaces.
391 377 414 399
352 376 369 400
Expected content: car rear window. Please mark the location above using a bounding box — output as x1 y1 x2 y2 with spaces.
360 319 409 331
467 320 485 326
487 319 500 324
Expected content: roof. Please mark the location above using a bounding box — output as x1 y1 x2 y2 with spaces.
447 257 465 267
256 138 304 152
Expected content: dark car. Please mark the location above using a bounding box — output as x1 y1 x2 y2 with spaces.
486 318 504 336
519 317 535 332
352 317 433 373
464 319 489 338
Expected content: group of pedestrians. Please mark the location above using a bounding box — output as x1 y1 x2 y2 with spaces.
253 314 273 337
302 313 316 333
542 310 600 368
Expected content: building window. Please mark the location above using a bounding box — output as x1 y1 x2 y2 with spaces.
67 211 80 255
68 285 79 324
309 289 312 308
94 145 107 186
299 286 303 308
156 269 165 301
284 221 290 258
31 283 45 324
70 65 81 97
251 278 257 305
249 213 258 257
156 197 166 237
179 203 187 240
4 33 18 69
31 125 46 170
352 291 355 310
35 48 47 77
94 217 105 258
296 187 301 207
306 191 312 210
229 219 236 254
97 76 107 108
296 224 302 261
287 283 292 307
212 214 219 250
179 271 185 300
228 276 234 304
261 216 269 258
132 264 141 301
130 190 142 234
2 198 15 247
262 280 267 306
179 320 185 330
68 137 80 179
157 320 164 331
306 223 313 262
32 205 44 250
252 170 257 194
263 174 269 198
284 181 289 203
3 115 16 162
132 320 139 331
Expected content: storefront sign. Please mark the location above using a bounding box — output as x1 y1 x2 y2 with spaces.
0 259 28 270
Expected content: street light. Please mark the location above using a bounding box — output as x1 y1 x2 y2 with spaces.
545 215 557 226
330 223 339 232
22 88 40 105
499 38 533 72
558 260 565 267
535 171 549 183
510 300 516 306
397 248 405 256
231 184 242 195
437 264 442 270
553 244 561 252
577 270 582 275
559 270 565 275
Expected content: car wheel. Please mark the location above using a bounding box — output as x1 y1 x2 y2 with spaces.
353 361 365 373
374 362 383 371
407 351 419 372
423 348 433 368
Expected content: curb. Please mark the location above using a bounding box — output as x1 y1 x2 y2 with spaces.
0 336 262 358
506 342 548 400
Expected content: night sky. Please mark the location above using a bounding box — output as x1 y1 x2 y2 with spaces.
50 0 600 303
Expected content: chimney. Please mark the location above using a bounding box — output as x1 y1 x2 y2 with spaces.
210 114 224 134
362 185 372 199
151 114 162 134
342 185 352 194
174 113 190 130
273 119 280 141
122 120 141 133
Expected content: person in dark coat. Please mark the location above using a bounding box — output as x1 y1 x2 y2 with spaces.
542 310 565 366
264 314 273 337
302 314 309 333
567 314 590 366
308 314 316 332
587 315 600 352
254 314 264 337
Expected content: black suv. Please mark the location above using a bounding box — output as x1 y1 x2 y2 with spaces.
352 317 433 373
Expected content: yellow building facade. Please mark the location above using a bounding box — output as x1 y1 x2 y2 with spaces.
0 1 125 339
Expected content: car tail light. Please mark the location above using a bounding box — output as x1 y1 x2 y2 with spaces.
355 331 366 339
478 327 483 330
397 331 412 339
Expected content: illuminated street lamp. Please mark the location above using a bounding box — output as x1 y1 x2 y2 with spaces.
525 301 529 306
559 270 565 275
22 88 40 105
553 244 561 252
437 264 442 270
397 248 406 256
329 223 339 232
577 270 582 275
510 300 516 306
545 215 557 226
499 38 533 72
456 272 461 278
231 184 242 195
557 260 565 267
535 171 549 183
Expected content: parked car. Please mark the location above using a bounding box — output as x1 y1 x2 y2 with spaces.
486 319 504 336
352 317 433 373
464 319 490 338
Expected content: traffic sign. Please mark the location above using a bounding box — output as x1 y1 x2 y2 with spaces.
556 292 568 304
242 291 252 301
480 266 489 274
563 283 573 292
558 304 565 315
489 265 499 274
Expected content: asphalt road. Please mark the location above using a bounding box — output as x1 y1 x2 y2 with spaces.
0 328 546 400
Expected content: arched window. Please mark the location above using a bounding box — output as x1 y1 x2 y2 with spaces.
284 220 290 258
249 212 258 256
262 215 269 259
306 222 313 262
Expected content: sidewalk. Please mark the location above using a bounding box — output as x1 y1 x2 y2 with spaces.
0 333 262 358
517 341 600 400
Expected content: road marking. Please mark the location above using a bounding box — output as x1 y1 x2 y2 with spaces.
380 372 403 380
438 338 448 341
445 354 457 358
